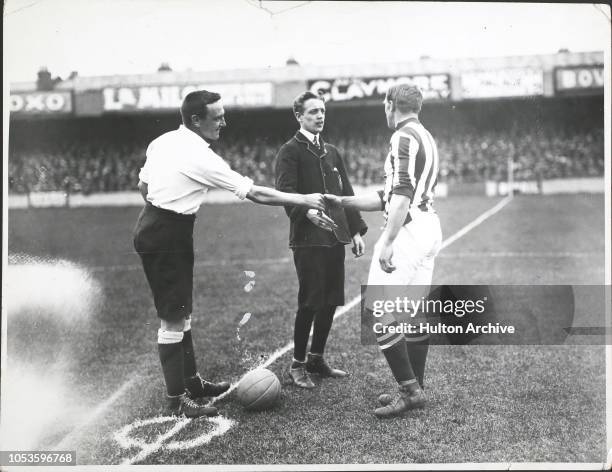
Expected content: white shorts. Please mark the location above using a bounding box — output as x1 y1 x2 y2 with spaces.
368 211 442 286
366 211 442 325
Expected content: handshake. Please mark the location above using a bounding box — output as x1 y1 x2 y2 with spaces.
302 193 344 211
303 193 345 232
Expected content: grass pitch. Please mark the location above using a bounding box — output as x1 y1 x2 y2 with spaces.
5 193 607 465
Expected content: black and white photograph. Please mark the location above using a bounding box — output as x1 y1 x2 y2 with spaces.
2 1 611 469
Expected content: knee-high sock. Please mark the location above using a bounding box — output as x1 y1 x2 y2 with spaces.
158 329 185 397
406 336 429 388
182 319 197 379
377 321 416 384
310 305 336 355
293 307 316 363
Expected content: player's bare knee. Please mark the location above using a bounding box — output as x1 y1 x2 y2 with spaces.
161 319 186 332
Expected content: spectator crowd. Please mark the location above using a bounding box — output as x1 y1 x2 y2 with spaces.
8 122 604 194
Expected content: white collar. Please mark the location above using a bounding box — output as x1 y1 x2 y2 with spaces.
299 127 319 145
179 124 210 148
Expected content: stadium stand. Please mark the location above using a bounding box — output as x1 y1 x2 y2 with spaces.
8 121 604 194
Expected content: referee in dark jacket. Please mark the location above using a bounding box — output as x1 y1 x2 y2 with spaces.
275 91 368 388
134 90 327 418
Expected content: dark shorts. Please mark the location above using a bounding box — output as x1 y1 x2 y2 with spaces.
292 244 345 309
133 203 195 321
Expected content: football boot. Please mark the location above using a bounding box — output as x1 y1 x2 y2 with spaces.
305 353 348 378
185 372 230 399
377 393 393 406
378 381 425 405
167 393 218 418
288 364 316 388
374 384 426 419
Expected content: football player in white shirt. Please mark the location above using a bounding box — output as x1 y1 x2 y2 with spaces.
134 90 328 418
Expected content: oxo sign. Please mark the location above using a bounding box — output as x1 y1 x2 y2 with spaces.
9 91 73 114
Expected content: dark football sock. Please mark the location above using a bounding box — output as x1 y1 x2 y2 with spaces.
398 378 421 394
381 340 416 384
182 329 197 379
377 322 416 384
406 337 429 389
158 330 185 397
293 307 315 364
310 305 336 355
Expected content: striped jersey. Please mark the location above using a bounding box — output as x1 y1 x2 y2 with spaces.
380 117 439 221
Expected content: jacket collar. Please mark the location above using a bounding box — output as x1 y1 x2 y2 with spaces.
299 127 319 145
295 131 328 159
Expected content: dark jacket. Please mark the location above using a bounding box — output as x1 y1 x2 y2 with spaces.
275 131 368 248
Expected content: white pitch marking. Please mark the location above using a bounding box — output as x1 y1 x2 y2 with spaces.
118 416 191 465
119 195 514 464
114 416 187 450
165 416 235 450
118 416 234 464
54 377 138 450
438 195 512 250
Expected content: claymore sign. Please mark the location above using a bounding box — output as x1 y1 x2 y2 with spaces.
308 74 451 103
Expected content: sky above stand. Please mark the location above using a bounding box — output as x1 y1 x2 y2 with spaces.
4 0 611 83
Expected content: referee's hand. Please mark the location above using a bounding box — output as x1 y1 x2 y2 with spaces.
303 193 327 211
306 209 338 232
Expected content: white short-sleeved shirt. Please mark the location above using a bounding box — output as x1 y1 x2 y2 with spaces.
139 125 254 214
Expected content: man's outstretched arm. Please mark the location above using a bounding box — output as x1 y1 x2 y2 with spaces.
183 153 326 212
325 191 384 212
247 185 326 211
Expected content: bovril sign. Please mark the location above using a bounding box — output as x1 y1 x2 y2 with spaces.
555 65 604 93
9 91 73 114
308 74 451 102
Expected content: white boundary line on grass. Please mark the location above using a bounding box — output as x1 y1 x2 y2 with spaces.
437 196 513 250
53 377 139 450
116 193 513 465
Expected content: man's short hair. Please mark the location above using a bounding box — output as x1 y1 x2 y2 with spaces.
180 90 221 125
293 91 323 116
385 84 423 114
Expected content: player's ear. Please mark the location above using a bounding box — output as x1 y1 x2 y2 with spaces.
190 114 200 128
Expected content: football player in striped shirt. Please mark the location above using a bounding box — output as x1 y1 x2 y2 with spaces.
325 84 442 418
